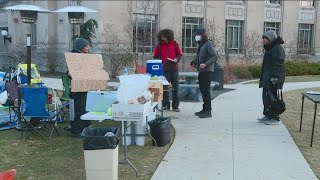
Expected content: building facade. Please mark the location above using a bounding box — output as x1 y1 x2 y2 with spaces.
0 0 319 72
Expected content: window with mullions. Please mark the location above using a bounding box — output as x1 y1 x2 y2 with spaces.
300 0 315 7
264 22 280 35
225 20 243 54
298 24 313 54
133 14 157 53
182 17 203 53
265 0 280 4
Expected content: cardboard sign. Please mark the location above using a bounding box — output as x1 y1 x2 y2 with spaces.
65 52 110 92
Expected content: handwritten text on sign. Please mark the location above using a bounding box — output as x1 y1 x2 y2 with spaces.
65 52 110 92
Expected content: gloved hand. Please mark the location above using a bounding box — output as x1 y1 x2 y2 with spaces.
270 77 278 85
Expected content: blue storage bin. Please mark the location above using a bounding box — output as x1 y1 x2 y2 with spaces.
86 91 117 112
147 60 163 76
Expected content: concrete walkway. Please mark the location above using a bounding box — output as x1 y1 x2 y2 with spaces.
41 77 319 179
151 82 320 180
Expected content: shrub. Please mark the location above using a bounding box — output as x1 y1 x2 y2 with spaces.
232 66 253 79
248 65 261 78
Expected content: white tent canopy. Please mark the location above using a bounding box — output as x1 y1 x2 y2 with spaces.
54 6 98 13
3 4 50 12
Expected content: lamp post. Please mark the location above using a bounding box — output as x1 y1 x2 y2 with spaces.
3 5 50 84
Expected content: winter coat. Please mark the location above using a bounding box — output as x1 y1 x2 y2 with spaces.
192 39 218 73
153 40 182 72
259 37 285 89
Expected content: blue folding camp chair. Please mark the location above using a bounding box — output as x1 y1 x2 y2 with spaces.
20 86 60 140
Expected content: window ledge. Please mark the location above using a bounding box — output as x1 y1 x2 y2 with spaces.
300 6 315 11
264 3 281 8
226 1 245 6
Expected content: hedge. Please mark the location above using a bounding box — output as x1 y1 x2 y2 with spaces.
247 61 320 78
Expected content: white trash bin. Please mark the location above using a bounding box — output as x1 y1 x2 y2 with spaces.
84 146 118 180
82 127 119 180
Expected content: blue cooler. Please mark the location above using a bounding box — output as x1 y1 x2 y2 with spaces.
147 60 163 76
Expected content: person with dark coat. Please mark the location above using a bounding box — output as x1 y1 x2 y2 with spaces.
67 38 91 136
190 28 218 118
153 29 182 112
257 30 285 125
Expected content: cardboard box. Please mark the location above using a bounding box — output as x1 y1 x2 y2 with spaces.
65 53 109 92
112 100 152 120
149 81 163 101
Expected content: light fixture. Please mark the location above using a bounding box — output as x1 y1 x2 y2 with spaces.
1 30 11 43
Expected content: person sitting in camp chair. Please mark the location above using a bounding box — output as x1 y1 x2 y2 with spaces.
66 38 91 137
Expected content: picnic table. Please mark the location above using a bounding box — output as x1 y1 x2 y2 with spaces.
178 72 219 101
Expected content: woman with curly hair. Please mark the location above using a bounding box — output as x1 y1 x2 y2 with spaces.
153 29 182 112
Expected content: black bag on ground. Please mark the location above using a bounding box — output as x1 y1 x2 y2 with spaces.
81 127 119 150
268 88 286 115
148 117 171 147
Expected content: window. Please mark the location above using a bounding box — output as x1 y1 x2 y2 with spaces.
133 14 157 53
182 17 203 53
225 20 243 54
300 0 315 7
298 24 313 54
264 22 280 35
265 0 280 4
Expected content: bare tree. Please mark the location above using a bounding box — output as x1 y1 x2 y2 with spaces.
240 32 263 64
102 25 136 78
125 1 164 67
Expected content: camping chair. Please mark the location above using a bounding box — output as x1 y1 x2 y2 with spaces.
20 86 60 140
4 80 19 123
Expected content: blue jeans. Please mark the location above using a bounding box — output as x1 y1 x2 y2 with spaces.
163 71 179 109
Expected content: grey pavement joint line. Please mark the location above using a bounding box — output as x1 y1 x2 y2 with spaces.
232 112 235 180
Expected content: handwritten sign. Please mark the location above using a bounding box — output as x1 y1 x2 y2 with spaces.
65 52 110 92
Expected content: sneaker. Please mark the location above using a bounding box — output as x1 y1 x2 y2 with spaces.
195 110 205 116
199 111 212 118
264 118 280 125
257 116 270 123
172 108 180 112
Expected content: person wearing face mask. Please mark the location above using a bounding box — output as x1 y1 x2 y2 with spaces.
153 29 182 112
190 28 218 118
65 38 92 137
257 30 285 125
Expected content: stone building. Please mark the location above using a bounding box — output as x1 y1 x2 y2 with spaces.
0 0 318 73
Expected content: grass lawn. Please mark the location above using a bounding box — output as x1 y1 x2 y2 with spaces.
244 75 320 84
281 87 320 179
0 119 174 180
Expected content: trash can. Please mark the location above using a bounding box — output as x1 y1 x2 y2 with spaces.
81 127 119 180
211 66 224 90
148 117 171 147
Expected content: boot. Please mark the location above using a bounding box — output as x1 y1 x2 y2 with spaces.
199 111 212 118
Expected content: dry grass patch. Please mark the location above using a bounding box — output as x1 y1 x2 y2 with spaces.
281 88 320 179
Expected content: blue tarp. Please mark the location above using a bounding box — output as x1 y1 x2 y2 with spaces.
0 109 17 130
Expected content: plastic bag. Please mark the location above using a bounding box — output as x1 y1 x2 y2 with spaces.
81 127 119 150
0 91 8 105
117 74 152 104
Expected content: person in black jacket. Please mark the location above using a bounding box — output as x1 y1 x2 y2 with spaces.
67 38 91 136
190 28 218 118
257 30 285 125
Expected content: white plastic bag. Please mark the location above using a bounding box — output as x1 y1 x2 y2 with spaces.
117 74 151 104
0 90 8 105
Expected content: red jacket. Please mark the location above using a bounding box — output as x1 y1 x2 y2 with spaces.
153 40 182 72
